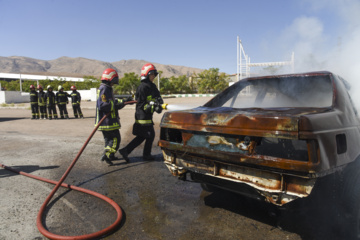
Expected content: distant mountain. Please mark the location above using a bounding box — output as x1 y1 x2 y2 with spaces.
0 56 204 78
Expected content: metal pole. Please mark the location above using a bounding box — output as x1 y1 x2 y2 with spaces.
240 40 242 80
248 56 250 78
20 73 22 92
157 73 160 93
237 36 239 81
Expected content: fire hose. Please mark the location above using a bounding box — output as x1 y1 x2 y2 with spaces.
0 100 138 240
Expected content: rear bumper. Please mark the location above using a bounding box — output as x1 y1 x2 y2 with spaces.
161 148 316 206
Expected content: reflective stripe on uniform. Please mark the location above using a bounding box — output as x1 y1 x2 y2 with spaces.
97 122 120 131
104 144 116 154
110 137 117 153
135 119 152 124
143 104 155 113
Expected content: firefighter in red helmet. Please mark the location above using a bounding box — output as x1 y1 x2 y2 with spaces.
119 63 163 162
69 85 84 118
95 68 129 165
37 84 47 119
29 84 39 119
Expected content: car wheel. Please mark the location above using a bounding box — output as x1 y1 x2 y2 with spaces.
341 162 360 239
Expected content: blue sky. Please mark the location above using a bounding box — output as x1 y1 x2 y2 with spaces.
0 0 359 78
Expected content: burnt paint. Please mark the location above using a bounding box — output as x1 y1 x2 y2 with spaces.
160 71 360 205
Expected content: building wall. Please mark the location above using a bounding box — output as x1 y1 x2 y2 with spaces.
0 91 29 103
0 88 97 104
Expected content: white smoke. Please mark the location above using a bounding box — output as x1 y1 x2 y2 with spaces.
275 0 360 107
280 16 326 71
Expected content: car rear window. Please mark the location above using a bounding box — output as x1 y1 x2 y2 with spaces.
209 75 333 109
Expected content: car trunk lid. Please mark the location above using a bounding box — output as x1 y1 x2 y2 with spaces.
161 107 330 139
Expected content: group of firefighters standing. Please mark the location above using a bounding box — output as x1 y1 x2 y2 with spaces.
30 84 84 120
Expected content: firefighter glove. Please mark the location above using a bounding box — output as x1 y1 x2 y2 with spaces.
144 101 155 113
115 98 125 110
153 100 163 113
155 105 163 113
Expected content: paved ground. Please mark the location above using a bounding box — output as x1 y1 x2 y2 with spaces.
0 98 339 240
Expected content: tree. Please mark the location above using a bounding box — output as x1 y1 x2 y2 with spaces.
114 72 140 94
77 75 100 89
8 80 19 91
0 69 231 94
159 77 174 94
62 81 72 90
195 68 229 93
170 75 192 93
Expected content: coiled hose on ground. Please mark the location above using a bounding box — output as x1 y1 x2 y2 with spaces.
1 101 137 239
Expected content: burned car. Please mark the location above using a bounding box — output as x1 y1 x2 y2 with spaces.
159 71 360 236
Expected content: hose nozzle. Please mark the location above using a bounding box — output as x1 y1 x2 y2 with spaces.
161 103 168 110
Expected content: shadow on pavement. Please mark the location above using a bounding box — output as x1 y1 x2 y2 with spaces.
203 189 343 240
0 165 59 178
0 117 26 122
77 160 153 187
113 153 163 164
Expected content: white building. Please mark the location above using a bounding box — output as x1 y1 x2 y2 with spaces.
0 73 98 103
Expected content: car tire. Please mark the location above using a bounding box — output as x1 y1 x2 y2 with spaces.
340 161 360 239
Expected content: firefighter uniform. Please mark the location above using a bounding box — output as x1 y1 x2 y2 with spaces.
29 86 39 119
37 85 47 119
56 86 70 119
45 86 58 120
69 87 83 118
95 68 127 165
119 63 163 161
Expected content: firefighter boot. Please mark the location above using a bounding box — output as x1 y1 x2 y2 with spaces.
109 153 121 161
119 148 130 163
101 154 113 166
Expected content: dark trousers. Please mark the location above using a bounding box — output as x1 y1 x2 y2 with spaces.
39 105 47 118
47 105 58 119
31 104 39 119
72 104 83 118
125 124 155 156
58 104 69 118
102 130 121 158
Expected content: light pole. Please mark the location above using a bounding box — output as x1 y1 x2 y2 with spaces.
20 73 22 92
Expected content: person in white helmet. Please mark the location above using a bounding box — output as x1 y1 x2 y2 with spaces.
56 85 70 119
69 85 84 118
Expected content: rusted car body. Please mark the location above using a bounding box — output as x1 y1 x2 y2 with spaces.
159 71 360 206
